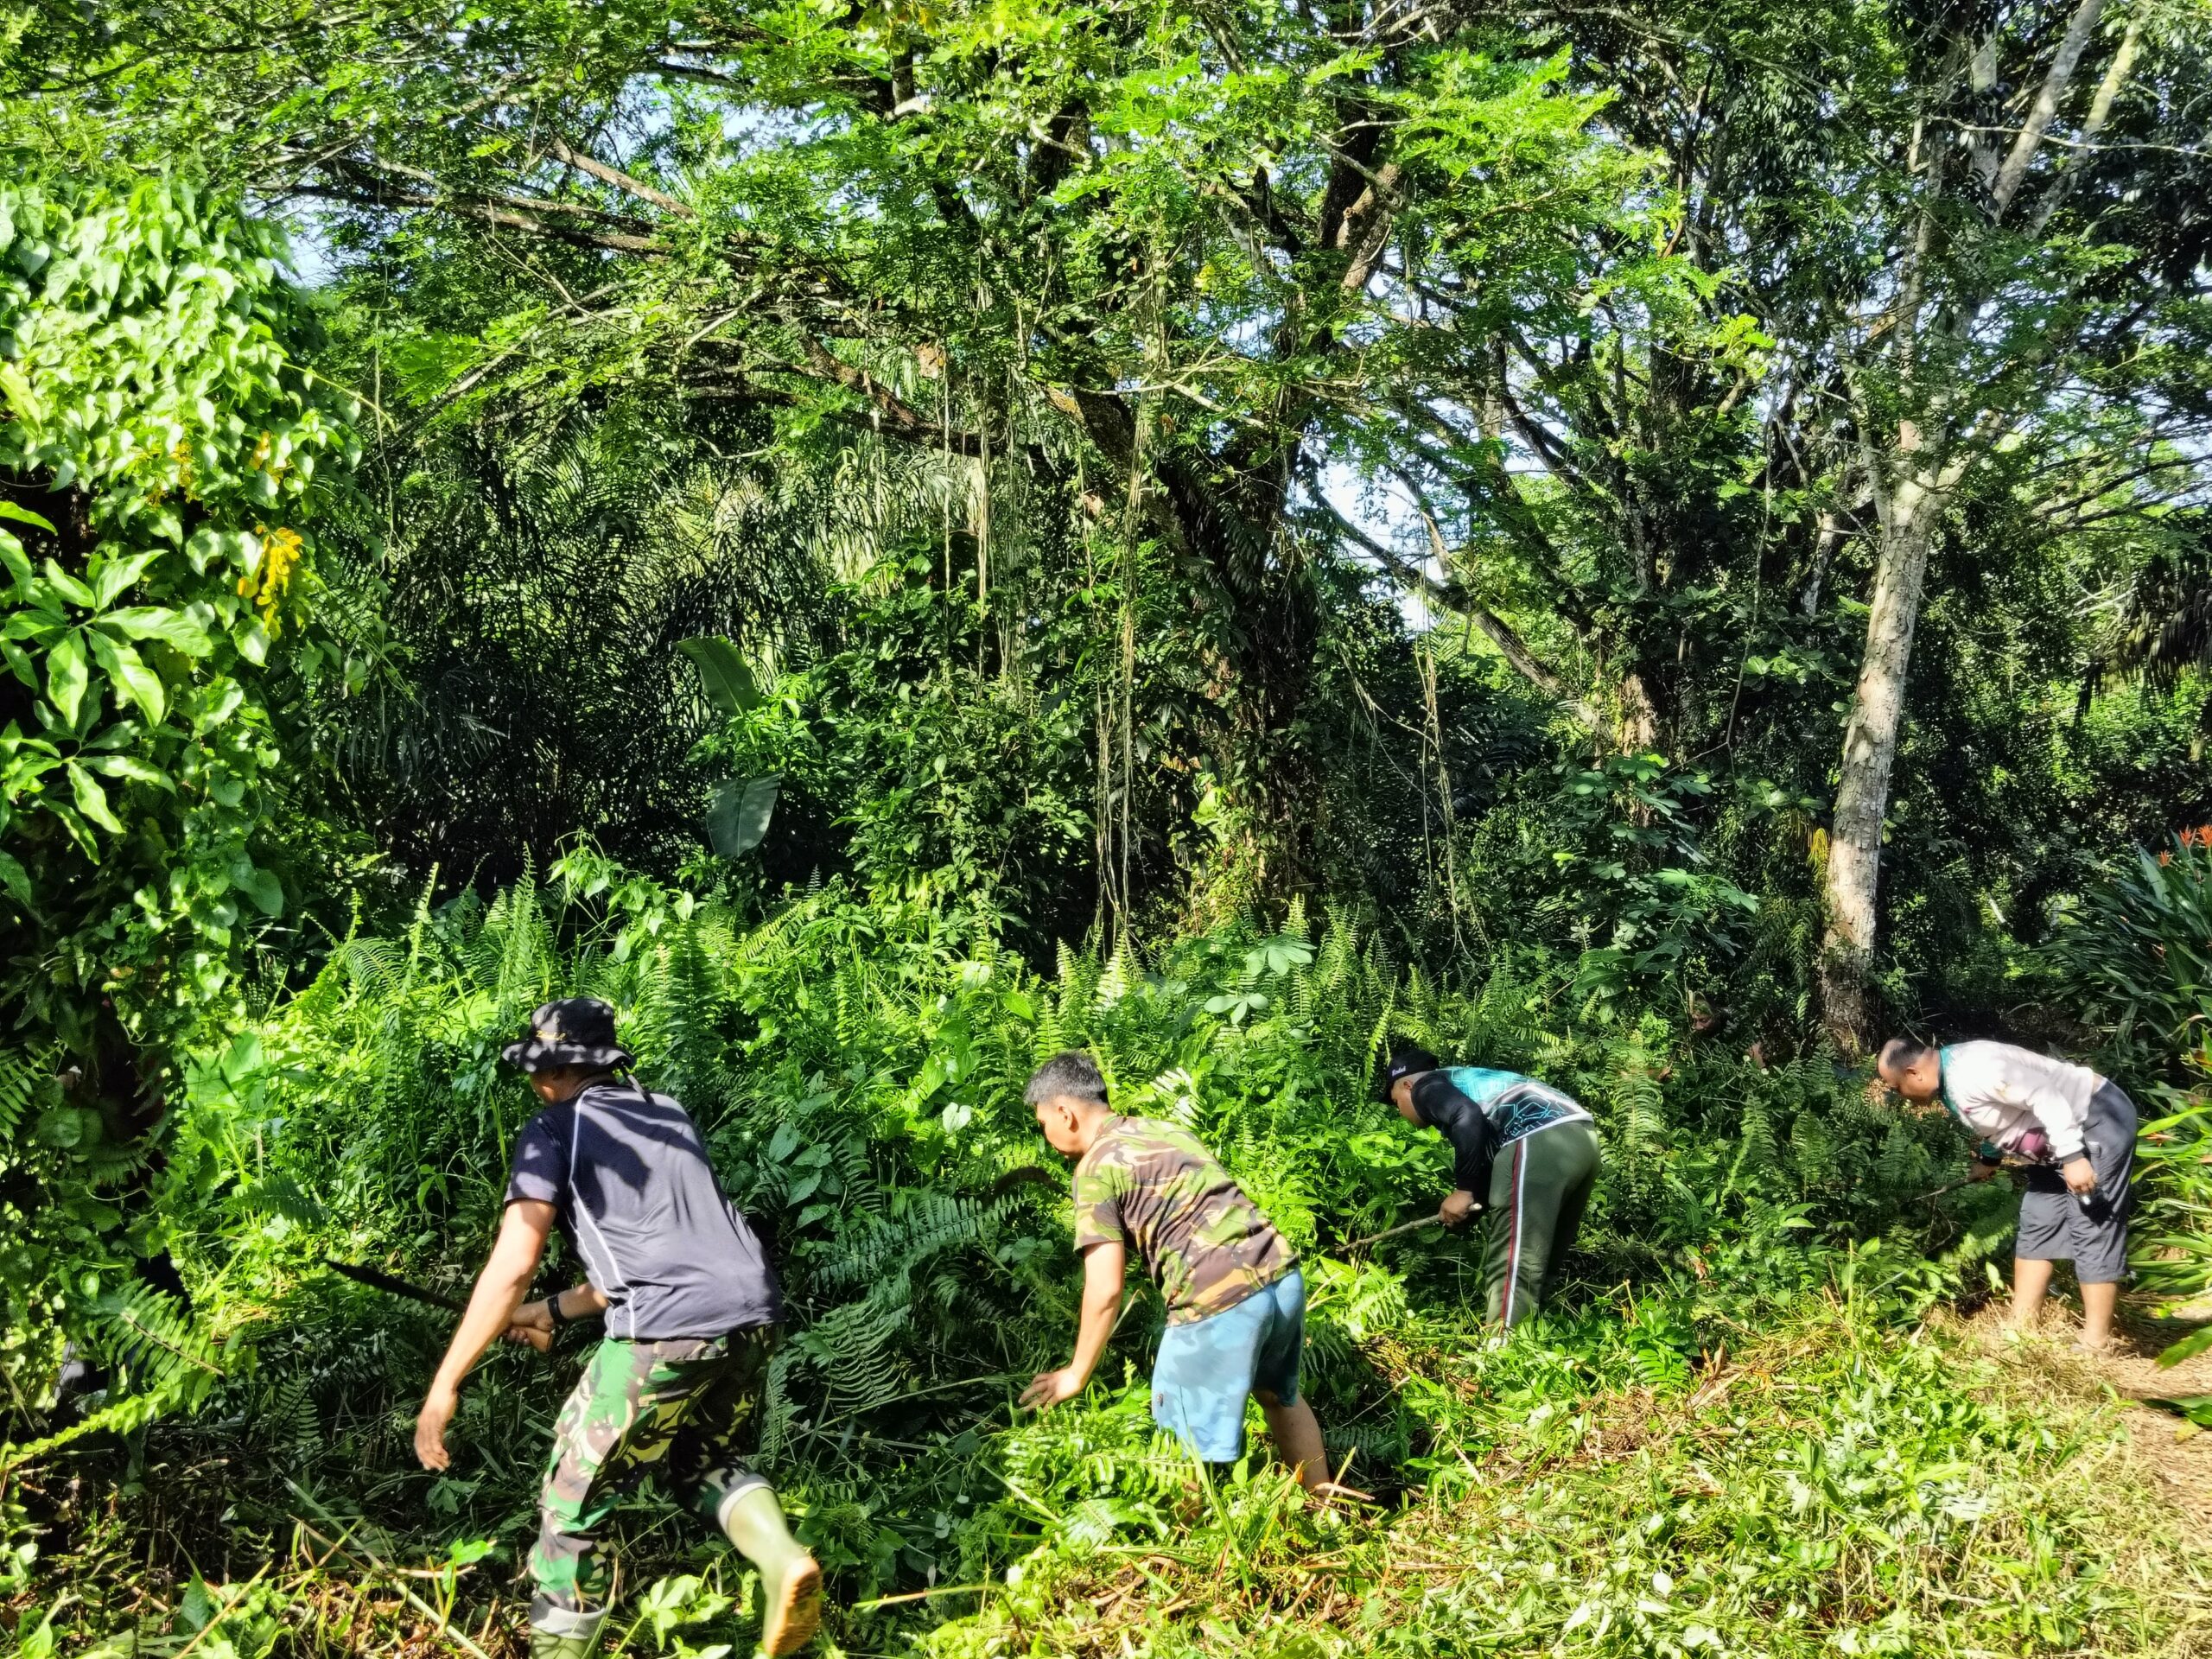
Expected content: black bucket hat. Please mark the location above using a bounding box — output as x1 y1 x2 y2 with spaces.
1375 1042 1440 1103
502 997 633 1074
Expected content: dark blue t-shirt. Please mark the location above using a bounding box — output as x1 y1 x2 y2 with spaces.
505 1077 780 1340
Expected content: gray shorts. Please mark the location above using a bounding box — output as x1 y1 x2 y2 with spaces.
2014 1080 2136 1284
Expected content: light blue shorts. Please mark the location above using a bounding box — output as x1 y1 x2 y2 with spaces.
1149 1268 1305 1462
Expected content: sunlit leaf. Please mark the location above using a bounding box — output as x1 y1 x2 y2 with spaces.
47 628 87 724
67 760 123 834
86 630 165 725
41 558 94 609
0 499 56 535
91 550 160 609
78 752 173 791
99 607 213 656
678 636 762 715
2157 1323 2212 1369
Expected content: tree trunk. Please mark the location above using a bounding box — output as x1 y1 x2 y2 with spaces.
1819 463 1951 1052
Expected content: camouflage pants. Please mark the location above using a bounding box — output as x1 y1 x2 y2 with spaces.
528 1327 777 1637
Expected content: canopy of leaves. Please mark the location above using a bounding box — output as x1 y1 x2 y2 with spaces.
0 171 359 1366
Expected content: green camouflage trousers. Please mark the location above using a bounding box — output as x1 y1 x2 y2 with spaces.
528 1327 776 1637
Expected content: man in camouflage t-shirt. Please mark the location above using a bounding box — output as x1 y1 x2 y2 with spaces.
1073 1111 1295 1319
1020 1050 1349 1494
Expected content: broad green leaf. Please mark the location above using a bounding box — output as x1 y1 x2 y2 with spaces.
2157 1323 2212 1369
47 629 87 724
99 607 213 656
0 361 41 423
0 848 29 905
78 752 173 791
41 559 94 609
0 528 29 590
229 857 284 918
677 636 762 715
34 1104 87 1149
86 630 165 725
67 761 124 833
0 499 57 534
2 639 39 690
706 775 779 857
232 616 270 666
2146 1392 2212 1427
48 800 98 859
90 550 161 609
3 607 63 642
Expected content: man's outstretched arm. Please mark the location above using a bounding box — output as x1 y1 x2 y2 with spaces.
416 1198 556 1470
1020 1239 1126 1410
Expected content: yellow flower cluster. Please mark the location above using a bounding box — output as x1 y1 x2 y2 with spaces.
237 524 305 633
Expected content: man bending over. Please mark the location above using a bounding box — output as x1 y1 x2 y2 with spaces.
413 997 821 1657
1379 1046 1601 1327
1878 1035 2137 1352
1019 1050 1351 1497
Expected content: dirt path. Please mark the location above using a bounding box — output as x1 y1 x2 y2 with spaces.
1969 1300 2212 1524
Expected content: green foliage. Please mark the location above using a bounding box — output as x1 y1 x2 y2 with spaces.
2047 838 2212 1321
9 870 2190 1650
941 1303 2191 1659
2050 839 2212 1079
0 865 2006 1645
696 556 1097 938
1533 753 1763 1016
7 0 2212 1651
0 168 362 1400
0 172 359 1033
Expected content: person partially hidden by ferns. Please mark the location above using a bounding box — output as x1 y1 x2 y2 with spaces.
1378 1045 1601 1327
1018 1050 1361 1498
412 998 822 1658
1878 1035 2138 1353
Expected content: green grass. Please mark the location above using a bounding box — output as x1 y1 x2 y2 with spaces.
7 1301 2204 1657
925 1306 2207 1659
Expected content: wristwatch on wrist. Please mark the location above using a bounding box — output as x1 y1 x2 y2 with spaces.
547 1291 570 1328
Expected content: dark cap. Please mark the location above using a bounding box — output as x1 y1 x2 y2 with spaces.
502 997 633 1074
1376 1042 1439 1102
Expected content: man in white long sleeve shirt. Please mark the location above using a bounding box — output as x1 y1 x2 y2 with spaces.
1878 1037 2137 1351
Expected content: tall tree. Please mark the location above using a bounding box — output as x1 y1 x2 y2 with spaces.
1351 0 2211 1046
6 0 1652 895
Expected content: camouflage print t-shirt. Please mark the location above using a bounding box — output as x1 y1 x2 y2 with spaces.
1071 1116 1295 1325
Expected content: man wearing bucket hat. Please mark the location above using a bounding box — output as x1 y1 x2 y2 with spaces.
1378 1045 1601 1327
412 997 821 1658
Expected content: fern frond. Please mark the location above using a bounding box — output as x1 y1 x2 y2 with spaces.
814 1192 988 1290
0 1391 167 1474
803 1292 912 1415
0 1044 54 1141
94 1281 225 1411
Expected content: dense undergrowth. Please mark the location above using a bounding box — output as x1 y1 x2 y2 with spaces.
15 857 2194 1656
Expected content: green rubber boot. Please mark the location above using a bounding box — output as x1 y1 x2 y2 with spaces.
719 1484 822 1656
530 1627 601 1659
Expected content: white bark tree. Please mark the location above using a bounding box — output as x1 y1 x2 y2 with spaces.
1819 0 2146 1049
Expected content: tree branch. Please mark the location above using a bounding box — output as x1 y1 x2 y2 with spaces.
1415 510 1609 733
792 334 983 453
288 183 665 256
1991 0 2104 217
2027 13 2145 235
543 137 696 220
